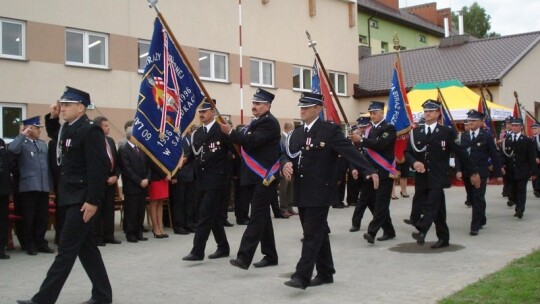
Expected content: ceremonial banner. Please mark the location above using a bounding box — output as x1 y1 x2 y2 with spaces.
385 58 412 162
312 59 341 124
477 93 497 137
133 16 205 175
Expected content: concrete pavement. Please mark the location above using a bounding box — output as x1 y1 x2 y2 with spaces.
1 184 539 304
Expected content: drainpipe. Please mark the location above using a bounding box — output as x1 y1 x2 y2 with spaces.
367 16 375 47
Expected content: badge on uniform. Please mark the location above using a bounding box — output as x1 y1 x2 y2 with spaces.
320 142 325 147
382 132 388 138
441 140 446 150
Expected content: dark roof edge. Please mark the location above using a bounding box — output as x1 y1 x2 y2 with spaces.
497 35 540 80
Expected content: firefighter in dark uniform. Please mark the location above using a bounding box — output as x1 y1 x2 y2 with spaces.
350 101 397 244
501 117 538 219
218 88 281 270
455 110 502 236
182 99 231 261
405 99 480 249
281 92 378 289
349 116 371 231
18 87 112 304
530 123 540 197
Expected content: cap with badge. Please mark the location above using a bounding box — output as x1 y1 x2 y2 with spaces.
252 88 275 103
422 99 441 110
505 116 514 123
511 117 523 125
356 116 370 127
466 109 485 121
21 115 43 127
297 92 324 107
367 101 385 112
60 86 91 107
199 98 216 111
532 122 540 129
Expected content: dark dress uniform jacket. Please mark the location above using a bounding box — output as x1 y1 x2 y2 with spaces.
455 129 502 179
0 138 12 196
405 124 476 190
360 121 396 179
230 112 281 186
285 119 376 207
53 115 109 207
105 136 120 179
502 133 538 180
118 143 151 196
190 123 232 191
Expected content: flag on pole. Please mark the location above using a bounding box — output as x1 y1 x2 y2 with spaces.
133 16 205 176
512 98 535 136
385 57 412 162
312 59 341 124
437 88 456 131
477 93 497 138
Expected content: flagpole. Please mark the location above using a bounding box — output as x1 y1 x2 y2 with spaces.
392 33 413 131
306 31 349 125
238 0 244 124
478 85 497 138
437 86 459 132
148 0 226 125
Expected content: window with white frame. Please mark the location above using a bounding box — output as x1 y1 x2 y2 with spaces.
65 29 108 68
199 50 228 82
0 103 26 141
328 72 347 96
138 40 150 73
250 58 274 87
293 66 312 91
0 18 25 59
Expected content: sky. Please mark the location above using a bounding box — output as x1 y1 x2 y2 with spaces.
399 0 540 36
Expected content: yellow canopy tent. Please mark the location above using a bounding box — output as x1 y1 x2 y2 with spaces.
407 80 512 122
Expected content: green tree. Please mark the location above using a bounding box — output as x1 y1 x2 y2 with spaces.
452 2 500 38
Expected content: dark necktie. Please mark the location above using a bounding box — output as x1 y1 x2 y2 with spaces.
471 132 476 141
33 140 39 150
203 126 208 133
426 127 432 138
305 127 308 134
513 135 517 142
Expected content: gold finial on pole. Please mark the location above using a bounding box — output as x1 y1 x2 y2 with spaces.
393 32 400 51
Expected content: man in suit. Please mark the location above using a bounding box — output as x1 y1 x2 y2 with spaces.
0 137 12 259
530 123 540 197
218 88 281 270
118 126 151 243
281 92 378 289
455 110 503 235
9 116 54 255
350 101 397 244
497 116 513 199
92 116 121 246
405 99 480 249
501 117 538 219
183 99 231 261
18 86 112 304
279 122 295 217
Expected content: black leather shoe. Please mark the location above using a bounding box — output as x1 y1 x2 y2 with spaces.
332 204 344 209
27 249 38 256
126 235 138 243
174 227 190 235
224 220 234 227
470 230 479 236
0 251 9 259
97 242 106 247
309 276 334 287
253 258 277 268
137 235 148 241
376 234 396 241
507 200 515 207
37 246 55 254
349 226 359 232
515 209 524 219
237 219 250 225
104 238 121 244
284 277 307 290
412 231 425 245
81 298 112 304
403 219 413 225
230 258 249 270
464 200 471 207
363 233 375 244
182 253 204 261
208 250 229 259
17 300 38 304
430 239 449 249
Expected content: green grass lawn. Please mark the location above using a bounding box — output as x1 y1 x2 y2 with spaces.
439 249 540 304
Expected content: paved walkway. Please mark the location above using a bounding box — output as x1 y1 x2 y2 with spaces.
1 184 539 304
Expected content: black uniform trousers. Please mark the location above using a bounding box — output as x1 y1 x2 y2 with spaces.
171 180 196 231
346 172 360 205
464 177 487 231
123 194 147 238
191 188 230 257
351 198 373 228
19 191 50 251
408 191 422 225
366 178 396 237
414 188 449 242
235 184 251 223
32 204 112 304
236 183 278 265
93 185 115 241
293 206 335 284
0 194 8 250
508 178 528 213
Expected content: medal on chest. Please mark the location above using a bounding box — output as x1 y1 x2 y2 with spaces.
441 140 446 151
305 137 312 150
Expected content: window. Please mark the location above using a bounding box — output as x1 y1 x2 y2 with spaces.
369 19 379 29
250 58 274 87
199 50 228 82
328 72 347 96
293 66 312 91
0 18 25 59
66 29 108 68
381 41 389 54
359 35 368 45
138 40 150 73
0 103 26 141
419 35 427 43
